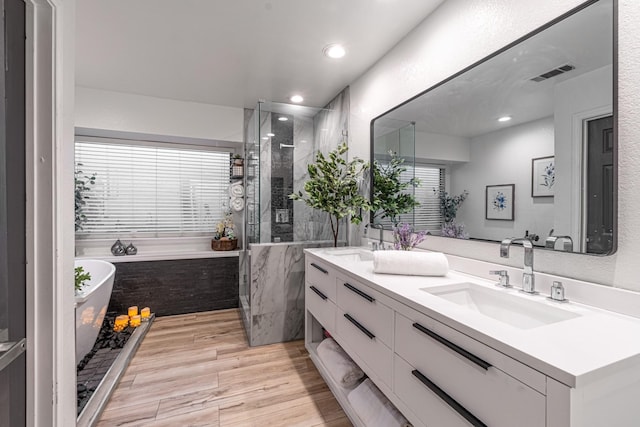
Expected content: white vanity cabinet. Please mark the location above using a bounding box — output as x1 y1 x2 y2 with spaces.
304 250 640 427
335 272 394 387
394 309 545 427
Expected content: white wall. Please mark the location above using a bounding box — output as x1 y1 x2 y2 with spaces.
415 130 470 164
350 0 640 292
452 117 555 243
75 86 244 142
553 65 613 247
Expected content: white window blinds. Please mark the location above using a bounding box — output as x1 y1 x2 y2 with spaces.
75 139 231 238
413 164 445 233
375 163 445 232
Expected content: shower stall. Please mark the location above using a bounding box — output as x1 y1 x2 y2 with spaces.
239 89 349 346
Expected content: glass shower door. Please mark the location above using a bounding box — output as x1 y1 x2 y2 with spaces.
0 0 27 425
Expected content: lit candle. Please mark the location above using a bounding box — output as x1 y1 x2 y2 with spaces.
128 306 138 318
140 307 151 321
114 314 129 332
130 315 141 328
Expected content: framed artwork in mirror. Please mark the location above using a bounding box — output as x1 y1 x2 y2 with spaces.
486 184 514 221
532 156 555 197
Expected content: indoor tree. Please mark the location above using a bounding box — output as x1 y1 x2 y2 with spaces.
371 151 420 227
290 142 371 247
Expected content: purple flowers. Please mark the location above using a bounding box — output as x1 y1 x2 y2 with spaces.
393 223 427 250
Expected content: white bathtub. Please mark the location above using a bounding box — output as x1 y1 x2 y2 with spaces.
75 259 116 363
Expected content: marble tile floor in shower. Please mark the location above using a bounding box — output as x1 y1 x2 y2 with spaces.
96 308 350 426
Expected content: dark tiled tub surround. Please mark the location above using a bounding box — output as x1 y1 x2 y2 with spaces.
108 257 239 317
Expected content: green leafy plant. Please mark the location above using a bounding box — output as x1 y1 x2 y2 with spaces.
75 164 96 231
75 266 91 292
290 142 371 247
435 189 469 224
371 151 420 226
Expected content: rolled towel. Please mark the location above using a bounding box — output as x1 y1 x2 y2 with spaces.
316 338 364 388
348 379 412 427
373 250 449 276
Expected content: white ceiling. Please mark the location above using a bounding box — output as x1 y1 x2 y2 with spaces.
379 0 612 139
76 0 444 109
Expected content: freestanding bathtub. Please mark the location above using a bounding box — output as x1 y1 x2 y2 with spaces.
75 259 116 363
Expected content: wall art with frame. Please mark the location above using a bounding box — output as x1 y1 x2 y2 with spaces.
531 155 555 197
486 184 514 221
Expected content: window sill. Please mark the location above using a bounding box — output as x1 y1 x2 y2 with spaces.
75 236 242 262
75 250 240 263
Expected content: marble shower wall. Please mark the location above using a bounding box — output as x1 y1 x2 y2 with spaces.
244 241 335 346
294 87 351 242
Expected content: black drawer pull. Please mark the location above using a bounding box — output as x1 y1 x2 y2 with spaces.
344 313 375 339
311 262 328 274
310 286 328 301
412 323 491 371
343 282 375 302
412 369 487 427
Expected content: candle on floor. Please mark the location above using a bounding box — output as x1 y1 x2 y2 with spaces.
140 307 151 321
114 314 129 332
130 315 141 328
128 305 138 318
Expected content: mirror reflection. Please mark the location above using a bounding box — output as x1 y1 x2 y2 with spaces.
371 0 615 255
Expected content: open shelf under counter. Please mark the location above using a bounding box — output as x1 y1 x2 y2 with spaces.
305 314 367 427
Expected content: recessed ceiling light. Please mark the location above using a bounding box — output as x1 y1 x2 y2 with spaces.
498 116 512 122
323 44 346 59
278 117 288 121
290 95 303 103
267 133 275 137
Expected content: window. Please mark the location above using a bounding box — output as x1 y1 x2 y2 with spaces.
413 164 445 233
75 137 231 238
375 162 445 233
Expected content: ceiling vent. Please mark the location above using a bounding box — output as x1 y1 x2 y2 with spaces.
530 64 575 82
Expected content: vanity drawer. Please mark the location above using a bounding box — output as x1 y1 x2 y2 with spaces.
306 257 336 302
305 284 336 333
395 308 546 393
395 312 545 427
336 307 393 387
335 274 393 346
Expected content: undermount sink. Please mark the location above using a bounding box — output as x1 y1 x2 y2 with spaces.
324 248 374 262
421 282 580 329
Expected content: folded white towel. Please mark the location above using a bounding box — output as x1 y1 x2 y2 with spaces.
316 338 364 388
348 379 412 427
373 250 449 276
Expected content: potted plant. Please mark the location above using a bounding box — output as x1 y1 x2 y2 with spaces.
290 142 371 247
75 164 96 231
75 266 91 294
435 189 469 238
211 210 238 250
371 151 420 227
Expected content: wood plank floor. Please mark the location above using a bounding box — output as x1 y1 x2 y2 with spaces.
96 309 351 427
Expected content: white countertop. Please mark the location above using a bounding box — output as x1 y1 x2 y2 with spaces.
306 247 640 389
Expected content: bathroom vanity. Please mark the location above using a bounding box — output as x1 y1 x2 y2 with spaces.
304 247 640 427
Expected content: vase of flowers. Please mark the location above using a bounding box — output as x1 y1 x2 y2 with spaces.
211 211 238 251
392 223 428 250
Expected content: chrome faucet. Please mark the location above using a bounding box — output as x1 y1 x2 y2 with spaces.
500 238 536 294
370 223 386 251
545 235 573 252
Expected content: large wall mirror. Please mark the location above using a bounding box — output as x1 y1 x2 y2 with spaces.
370 0 615 256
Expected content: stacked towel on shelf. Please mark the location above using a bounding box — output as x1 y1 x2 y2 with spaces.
316 338 364 388
348 379 412 427
373 250 449 276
